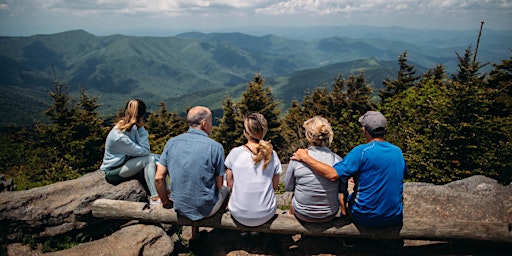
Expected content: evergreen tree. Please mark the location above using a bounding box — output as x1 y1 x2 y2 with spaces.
486 55 512 184
281 100 308 161
283 72 374 157
212 95 241 155
31 81 106 186
452 46 487 85
327 72 374 155
382 76 455 183
236 73 286 153
487 55 512 117
422 64 447 84
382 48 511 184
380 51 420 102
70 89 107 171
146 101 187 154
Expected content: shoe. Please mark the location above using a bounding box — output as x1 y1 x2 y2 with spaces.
149 196 161 208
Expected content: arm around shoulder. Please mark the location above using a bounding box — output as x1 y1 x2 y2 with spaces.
291 148 339 181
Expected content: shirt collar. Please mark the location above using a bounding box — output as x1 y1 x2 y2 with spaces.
187 127 208 137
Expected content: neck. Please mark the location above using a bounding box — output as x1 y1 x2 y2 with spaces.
244 143 257 154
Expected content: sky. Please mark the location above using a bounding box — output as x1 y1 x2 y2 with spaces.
0 0 511 37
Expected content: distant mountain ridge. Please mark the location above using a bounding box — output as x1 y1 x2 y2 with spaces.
1 27 510 127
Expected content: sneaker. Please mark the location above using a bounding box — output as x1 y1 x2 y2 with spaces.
149 196 161 208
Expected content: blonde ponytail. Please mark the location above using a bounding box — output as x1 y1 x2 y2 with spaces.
244 112 273 170
253 140 273 170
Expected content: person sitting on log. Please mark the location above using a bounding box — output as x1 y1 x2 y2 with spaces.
285 116 345 222
291 111 409 228
154 106 229 240
99 99 161 206
225 112 282 229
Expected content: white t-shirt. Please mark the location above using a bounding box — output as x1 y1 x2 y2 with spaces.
225 146 282 227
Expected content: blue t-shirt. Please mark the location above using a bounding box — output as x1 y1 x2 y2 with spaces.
334 141 408 227
159 128 226 220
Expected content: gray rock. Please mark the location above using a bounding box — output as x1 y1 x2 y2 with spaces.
0 170 147 242
403 175 512 223
45 224 174 256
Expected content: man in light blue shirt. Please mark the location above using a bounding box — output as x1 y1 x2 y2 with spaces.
155 106 229 239
291 111 408 227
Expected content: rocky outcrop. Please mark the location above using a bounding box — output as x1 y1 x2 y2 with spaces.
1 169 511 256
7 224 176 256
46 224 175 256
403 175 512 224
0 170 147 242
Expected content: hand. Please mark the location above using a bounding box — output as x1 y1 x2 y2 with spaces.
290 148 309 161
136 118 144 128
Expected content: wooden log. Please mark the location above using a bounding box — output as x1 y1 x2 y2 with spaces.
91 199 512 243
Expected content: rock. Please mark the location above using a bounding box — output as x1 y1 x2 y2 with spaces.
0 173 16 192
403 175 512 224
2 169 512 256
45 224 174 256
6 243 42 256
0 170 147 242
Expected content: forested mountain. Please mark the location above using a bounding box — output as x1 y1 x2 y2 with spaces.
1 28 510 126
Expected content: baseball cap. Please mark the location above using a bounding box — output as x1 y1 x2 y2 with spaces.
359 111 386 137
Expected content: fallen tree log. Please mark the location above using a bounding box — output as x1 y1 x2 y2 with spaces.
92 198 512 243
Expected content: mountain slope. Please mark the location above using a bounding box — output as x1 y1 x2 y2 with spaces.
1 28 510 127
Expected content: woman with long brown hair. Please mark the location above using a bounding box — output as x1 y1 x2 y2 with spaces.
100 99 160 206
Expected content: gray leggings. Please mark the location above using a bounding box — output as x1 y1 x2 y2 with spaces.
105 155 158 197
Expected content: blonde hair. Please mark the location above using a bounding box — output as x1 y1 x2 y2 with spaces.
303 116 334 147
244 112 273 170
116 99 146 132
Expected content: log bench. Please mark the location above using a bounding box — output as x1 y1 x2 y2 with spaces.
91 199 512 243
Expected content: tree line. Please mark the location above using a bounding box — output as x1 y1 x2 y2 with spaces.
1 45 510 190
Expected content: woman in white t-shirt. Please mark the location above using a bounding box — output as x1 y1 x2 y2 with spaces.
225 112 282 227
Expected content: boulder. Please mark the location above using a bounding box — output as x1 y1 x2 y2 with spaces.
6 224 176 256
46 224 175 256
0 170 147 242
403 175 512 224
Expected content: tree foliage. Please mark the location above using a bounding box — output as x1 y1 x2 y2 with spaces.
4 81 107 189
214 73 287 155
380 51 420 102
145 101 187 154
2 41 511 190
212 95 240 155
382 48 511 184
282 72 375 158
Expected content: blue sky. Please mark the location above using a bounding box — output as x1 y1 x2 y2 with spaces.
0 0 511 36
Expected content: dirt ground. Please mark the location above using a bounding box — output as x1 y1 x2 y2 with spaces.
171 226 512 256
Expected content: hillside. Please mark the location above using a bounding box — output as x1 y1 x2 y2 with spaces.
1 28 510 127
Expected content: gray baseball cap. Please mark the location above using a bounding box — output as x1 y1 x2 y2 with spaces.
359 111 386 137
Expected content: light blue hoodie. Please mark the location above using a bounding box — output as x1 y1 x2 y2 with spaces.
100 124 150 171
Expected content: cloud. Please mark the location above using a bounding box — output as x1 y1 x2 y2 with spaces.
3 0 511 17
0 0 510 35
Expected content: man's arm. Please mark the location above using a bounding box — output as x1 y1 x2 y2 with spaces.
291 148 339 181
155 163 172 208
215 176 224 190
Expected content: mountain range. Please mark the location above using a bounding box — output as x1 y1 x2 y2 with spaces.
1 27 510 127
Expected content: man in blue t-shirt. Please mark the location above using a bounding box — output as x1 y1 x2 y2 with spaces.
291 111 408 227
155 106 229 239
